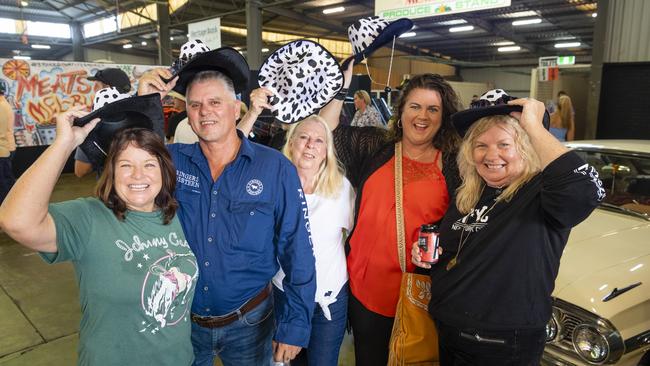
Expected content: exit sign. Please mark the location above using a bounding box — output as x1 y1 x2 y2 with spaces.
557 56 575 65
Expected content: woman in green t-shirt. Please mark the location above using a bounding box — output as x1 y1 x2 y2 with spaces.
0 105 197 366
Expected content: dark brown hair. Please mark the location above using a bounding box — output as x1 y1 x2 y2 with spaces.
95 128 177 224
388 73 461 153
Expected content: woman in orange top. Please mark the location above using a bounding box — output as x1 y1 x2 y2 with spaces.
319 63 461 366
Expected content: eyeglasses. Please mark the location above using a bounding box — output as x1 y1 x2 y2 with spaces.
470 94 516 109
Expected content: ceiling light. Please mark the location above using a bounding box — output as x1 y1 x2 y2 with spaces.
437 19 466 26
555 36 576 41
502 10 538 18
592 12 597 18
21 1 28 6
449 25 474 33
170 36 174 41
498 46 521 52
323 6 345 14
512 18 542 26
141 41 147 46
492 41 515 46
261 48 269 52
399 32 416 38
13 55 31 60
123 44 133 49
555 42 581 48
31 44 51 49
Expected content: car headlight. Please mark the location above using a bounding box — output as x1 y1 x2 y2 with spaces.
573 324 609 363
545 310 562 343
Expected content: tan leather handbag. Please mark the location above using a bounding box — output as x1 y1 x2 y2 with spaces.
388 142 439 366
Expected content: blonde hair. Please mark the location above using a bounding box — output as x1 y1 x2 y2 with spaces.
282 115 345 198
354 90 371 106
456 115 541 214
557 95 574 129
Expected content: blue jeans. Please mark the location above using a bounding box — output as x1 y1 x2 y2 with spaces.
191 295 274 366
275 283 349 366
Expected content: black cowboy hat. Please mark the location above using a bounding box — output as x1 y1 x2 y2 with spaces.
452 89 550 137
169 40 250 95
73 88 164 170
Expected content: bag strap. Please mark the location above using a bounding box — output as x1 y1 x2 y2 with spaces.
394 142 406 273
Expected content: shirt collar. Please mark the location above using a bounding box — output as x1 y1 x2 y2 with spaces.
178 129 256 162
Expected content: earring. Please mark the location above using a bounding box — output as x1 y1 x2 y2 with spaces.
397 119 402 129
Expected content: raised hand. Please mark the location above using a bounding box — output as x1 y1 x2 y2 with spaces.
54 105 100 148
137 68 178 98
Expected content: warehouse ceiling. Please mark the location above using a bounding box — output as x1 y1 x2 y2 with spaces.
0 0 597 67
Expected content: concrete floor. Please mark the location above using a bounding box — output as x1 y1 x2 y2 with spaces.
0 174 355 365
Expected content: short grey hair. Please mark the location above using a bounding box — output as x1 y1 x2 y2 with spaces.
186 70 236 99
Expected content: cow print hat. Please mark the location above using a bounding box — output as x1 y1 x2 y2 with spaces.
341 16 413 69
451 89 550 137
169 39 250 96
73 87 164 170
258 40 343 124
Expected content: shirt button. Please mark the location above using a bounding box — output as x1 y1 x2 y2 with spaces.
204 261 210 267
250 211 254 216
213 190 218 195
203 286 209 291
207 237 213 242
211 213 216 218
205 308 210 312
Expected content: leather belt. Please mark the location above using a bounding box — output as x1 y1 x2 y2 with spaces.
191 284 271 328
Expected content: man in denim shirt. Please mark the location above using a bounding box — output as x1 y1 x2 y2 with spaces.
138 49 316 365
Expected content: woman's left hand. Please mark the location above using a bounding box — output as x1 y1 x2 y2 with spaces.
507 97 546 132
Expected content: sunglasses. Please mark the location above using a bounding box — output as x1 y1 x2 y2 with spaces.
470 94 517 109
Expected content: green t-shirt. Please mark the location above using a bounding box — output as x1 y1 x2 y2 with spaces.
42 197 197 366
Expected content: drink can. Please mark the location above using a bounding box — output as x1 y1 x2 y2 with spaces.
418 224 439 264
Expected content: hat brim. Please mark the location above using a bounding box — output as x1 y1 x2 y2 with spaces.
172 47 250 95
258 40 344 124
342 18 414 69
86 76 100 81
452 105 551 137
73 93 164 169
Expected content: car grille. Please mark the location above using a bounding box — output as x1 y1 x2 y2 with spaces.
557 312 583 351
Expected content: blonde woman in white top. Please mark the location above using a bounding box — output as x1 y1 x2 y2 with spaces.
272 115 354 366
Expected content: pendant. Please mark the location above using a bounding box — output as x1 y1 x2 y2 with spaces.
446 257 457 271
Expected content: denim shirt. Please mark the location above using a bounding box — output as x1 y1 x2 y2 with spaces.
168 131 316 347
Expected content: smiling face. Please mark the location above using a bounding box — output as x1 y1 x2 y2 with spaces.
472 124 525 188
186 78 240 144
399 88 443 148
114 144 162 212
289 119 328 174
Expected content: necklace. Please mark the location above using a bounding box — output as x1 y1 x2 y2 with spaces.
404 147 434 161
446 187 500 271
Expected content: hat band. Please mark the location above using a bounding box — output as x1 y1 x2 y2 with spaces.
363 35 397 90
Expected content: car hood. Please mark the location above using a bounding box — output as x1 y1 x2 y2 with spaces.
553 207 650 318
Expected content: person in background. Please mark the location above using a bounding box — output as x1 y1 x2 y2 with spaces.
550 95 575 141
412 96 603 365
166 93 188 142
0 107 197 365
75 68 132 178
319 61 461 366
350 90 384 128
471 94 479 103
0 82 16 203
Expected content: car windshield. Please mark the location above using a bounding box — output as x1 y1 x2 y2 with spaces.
574 149 650 218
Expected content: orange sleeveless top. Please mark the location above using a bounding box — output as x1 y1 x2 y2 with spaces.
347 150 449 317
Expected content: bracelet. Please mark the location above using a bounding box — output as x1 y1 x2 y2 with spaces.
333 87 348 101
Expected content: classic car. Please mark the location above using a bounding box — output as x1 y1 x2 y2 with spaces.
542 140 650 365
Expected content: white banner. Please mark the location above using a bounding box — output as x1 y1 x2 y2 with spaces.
375 0 511 21
188 18 221 49
0 59 159 147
